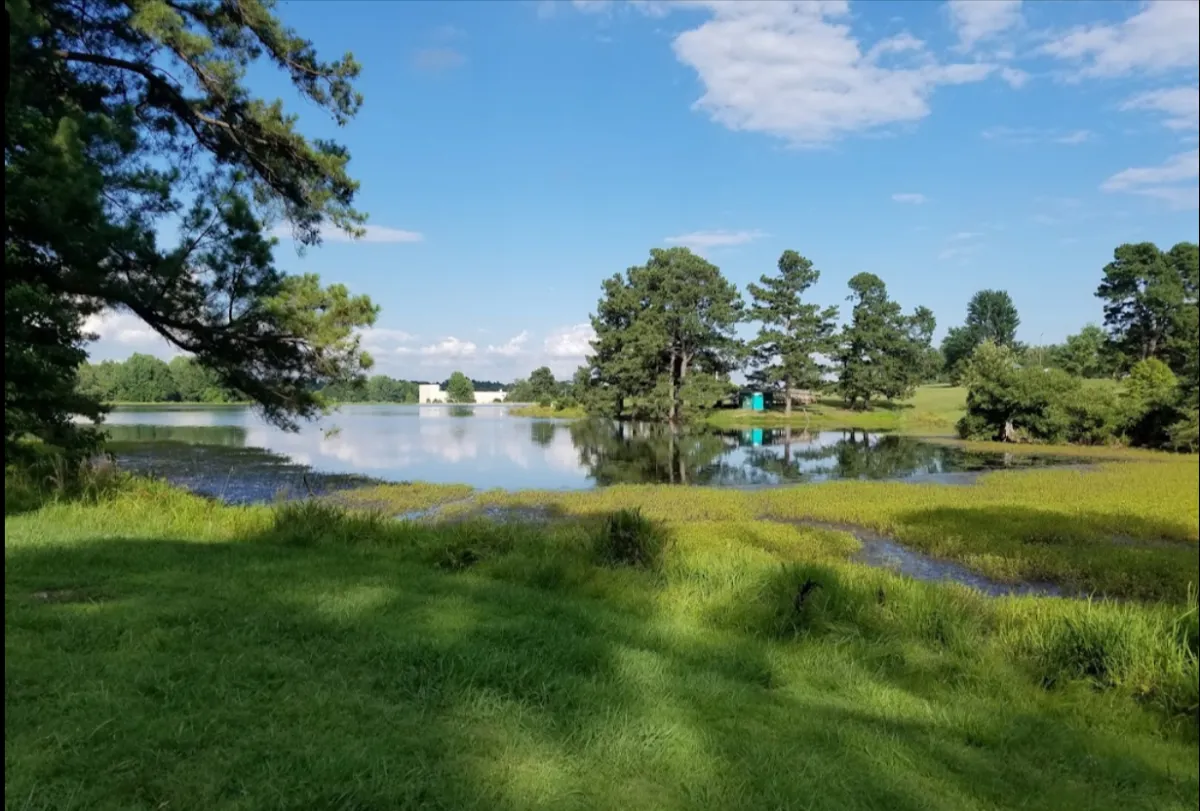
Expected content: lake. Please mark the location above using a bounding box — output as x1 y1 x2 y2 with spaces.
97 404 1082 502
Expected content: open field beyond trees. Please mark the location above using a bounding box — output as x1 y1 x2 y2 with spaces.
6 459 1199 811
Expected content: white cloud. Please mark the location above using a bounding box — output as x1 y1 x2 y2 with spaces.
486 331 530 356
947 0 1023 51
418 337 478 358
1054 129 1093 145
665 1 999 145
571 0 614 11
271 223 424 244
1121 86 1200 131
948 230 982 241
1101 149 1199 209
664 228 766 251
1041 0 1199 79
981 126 1094 145
544 323 596 358
82 311 181 360
998 66 1031 89
891 192 927 204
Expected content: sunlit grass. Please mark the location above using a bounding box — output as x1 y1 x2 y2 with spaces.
6 461 1200 810
507 404 588 419
705 384 968 433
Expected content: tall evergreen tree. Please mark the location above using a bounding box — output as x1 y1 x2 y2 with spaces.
941 290 1021 379
746 250 839 416
6 0 378 461
835 274 933 409
588 247 743 423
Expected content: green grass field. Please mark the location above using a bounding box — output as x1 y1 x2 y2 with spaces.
706 384 969 433
6 459 1199 810
507 404 589 419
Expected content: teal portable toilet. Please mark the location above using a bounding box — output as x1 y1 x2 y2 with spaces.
740 392 754 410
752 392 765 411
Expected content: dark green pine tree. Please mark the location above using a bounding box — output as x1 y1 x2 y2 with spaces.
746 251 839 416
6 0 380 462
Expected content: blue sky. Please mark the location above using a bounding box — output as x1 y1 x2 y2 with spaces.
88 0 1200 382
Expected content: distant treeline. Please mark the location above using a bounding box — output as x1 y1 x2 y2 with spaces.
75 355 510 404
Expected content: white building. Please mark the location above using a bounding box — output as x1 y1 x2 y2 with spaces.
417 383 506 404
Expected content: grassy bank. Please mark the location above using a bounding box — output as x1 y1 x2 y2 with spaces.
706 384 968 434
507 404 588 419
6 463 1199 810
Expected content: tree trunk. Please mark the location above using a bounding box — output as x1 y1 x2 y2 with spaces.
676 351 690 425
667 349 677 425
784 375 792 417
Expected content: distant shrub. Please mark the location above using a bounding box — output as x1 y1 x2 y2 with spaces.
957 343 1195 450
956 341 1079 443
593 508 666 568
1062 386 1125 445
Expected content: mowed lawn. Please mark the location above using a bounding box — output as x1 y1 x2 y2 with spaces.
706 384 970 433
5 460 1199 811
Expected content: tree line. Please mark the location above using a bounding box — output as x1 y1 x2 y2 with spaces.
572 247 938 424
74 356 512 406
565 241 1197 451
956 242 1197 450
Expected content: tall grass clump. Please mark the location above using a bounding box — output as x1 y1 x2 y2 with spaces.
5 451 131 515
266 499 394 547
593 508 667 569
1027 594 1199 723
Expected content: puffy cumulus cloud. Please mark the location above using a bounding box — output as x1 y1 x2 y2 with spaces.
1040 0 1199 79
891 192 927 204
1100 149 1199 209
486 331 530 357
664 229 766 252
271 223 424 244
946 0 1023 51
82 310 181 360
666 1 999 145
1121 86 1200 131
417 337 478 358
543 323 596 359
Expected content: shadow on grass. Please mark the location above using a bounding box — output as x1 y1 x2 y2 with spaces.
6 509 1199 810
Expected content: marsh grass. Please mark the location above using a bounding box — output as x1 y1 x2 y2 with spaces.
593 508 667 569
6 463 1200 809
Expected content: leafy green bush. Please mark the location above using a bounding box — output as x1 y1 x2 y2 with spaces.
593 508 666 568
956 341 1080 442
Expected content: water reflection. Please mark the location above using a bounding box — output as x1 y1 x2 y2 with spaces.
96 405 1086 497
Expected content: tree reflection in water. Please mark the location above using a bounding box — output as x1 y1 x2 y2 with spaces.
567 420 1040 486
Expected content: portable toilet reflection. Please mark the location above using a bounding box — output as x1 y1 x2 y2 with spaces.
751 427 763 446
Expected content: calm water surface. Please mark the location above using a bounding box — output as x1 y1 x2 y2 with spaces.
97 405 1083 502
